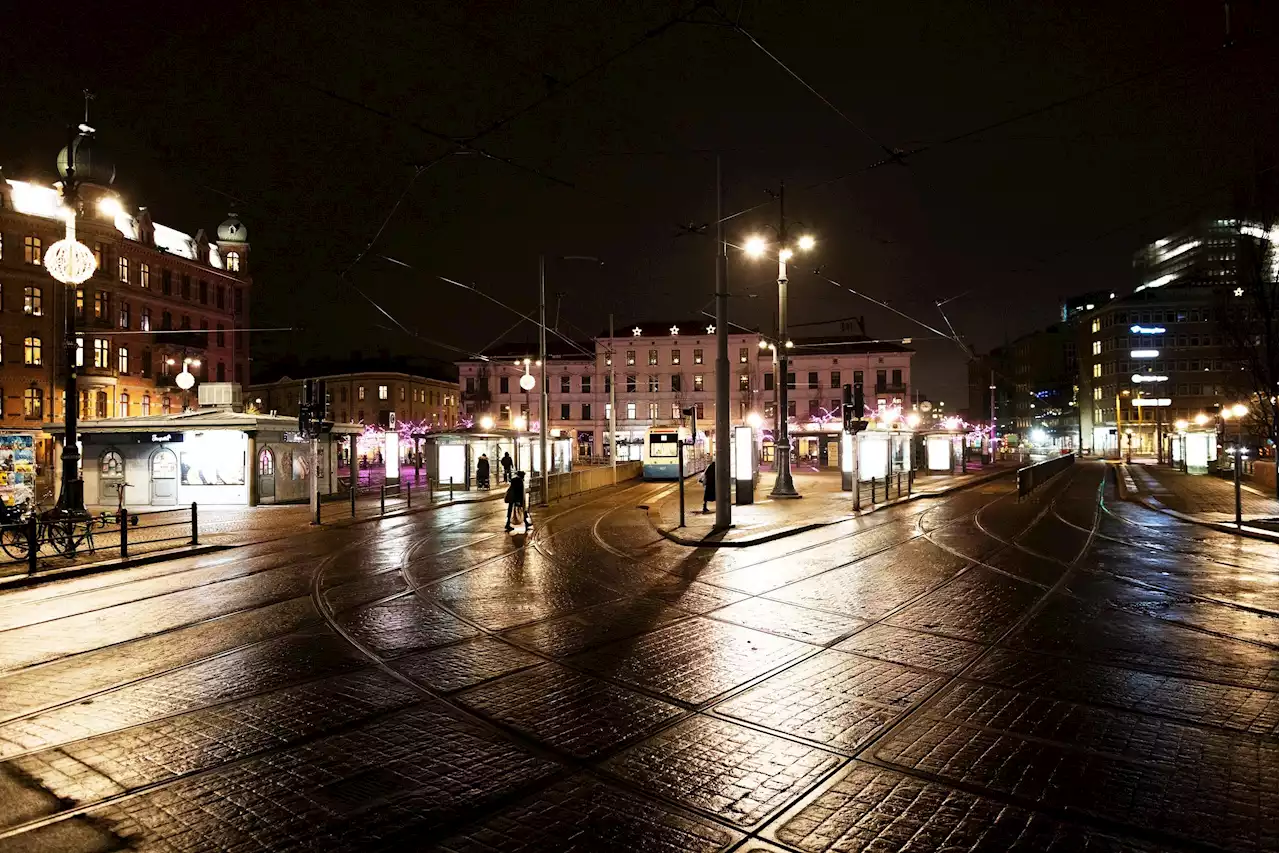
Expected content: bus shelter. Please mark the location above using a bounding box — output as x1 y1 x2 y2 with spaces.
415 428 572 491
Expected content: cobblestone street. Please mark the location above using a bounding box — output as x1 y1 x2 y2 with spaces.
0 460 1274 852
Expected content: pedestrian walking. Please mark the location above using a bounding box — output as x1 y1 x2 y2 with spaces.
500 452 513 483
477 454 491 489
701 460 716 513
504 471 532 531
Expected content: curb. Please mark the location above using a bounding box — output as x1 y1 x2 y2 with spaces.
650 466 1015 548
0 544 230 591
1113 464 1280 542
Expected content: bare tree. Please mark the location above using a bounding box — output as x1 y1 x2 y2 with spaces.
1217 225 1279 450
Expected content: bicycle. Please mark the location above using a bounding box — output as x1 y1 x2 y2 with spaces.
0 505 96 560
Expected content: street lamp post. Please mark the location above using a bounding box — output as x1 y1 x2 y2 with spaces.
744 183 814 499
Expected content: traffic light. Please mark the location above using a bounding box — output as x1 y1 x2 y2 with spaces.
853 380 865 419
842 384 854 432
316 380 329 420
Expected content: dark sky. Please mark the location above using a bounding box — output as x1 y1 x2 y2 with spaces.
1 0 1274 401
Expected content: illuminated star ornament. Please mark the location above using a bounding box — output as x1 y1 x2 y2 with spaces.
632 327 642 337
669 325 680 336
705 324 715 334
1234 287 1245 297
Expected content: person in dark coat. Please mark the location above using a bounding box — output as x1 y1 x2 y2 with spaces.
701 460 716 513
476 454 491 489
500 452 514 483
504 471 532 531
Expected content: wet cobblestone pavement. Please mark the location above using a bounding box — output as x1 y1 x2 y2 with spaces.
0 461 1274 851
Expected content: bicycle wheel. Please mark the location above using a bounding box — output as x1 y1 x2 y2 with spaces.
48 520 89 557
0 526 29 560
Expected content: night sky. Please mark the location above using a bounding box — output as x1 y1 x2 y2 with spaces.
1 1 1274 402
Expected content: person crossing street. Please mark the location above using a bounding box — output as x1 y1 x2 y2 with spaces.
504 470 532 531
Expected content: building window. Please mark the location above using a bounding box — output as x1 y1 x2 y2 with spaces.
119 392 130 417
499 376 509 394
626 402 636 419
1092 341 1102 355
560 403 570 420
215 284 226 309
216 324 225 346
854 370 863 385
94 243 106 272
830 370 840 388
226 252 241 272
582 403 592 419
787 400 797 417
23 237 41 264
23 286 42 316
1092 363 1102 378
119 257 130 283
234 287 243 314
648 349 658 365
671 349 681 365
23 387 41 419
808 371 819 389
94 290 110 319
787 372 796 389
141 394 151 416
560 375 571 393
604 403 611 420
671 374 682 392
739 374 749 391
764 373 775 391
117 346 129 374
876 369 886 388
199 280 208 304
694 348 703 365
581 375 591 393
626 375 637 393
181 275 191 300
739 347 748 363
626 350 636 366
161 269 172 295
141 348 151 377
671 402 681 419
358 386 366 400
162 395 172 415
649 375 660 393
119 301 130 329
140 307 151 331
603 375 611 393
23 336 40 366
75 336 83 367
400 386 406 401
139 263 150 289
696 402 705 419
93 339 109 368
693 374 705 391
1091 318 1101 333
892 369 902 386
217 362 226 382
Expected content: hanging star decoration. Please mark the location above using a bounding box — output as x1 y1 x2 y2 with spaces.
705 324 715 334
1234 287 1245 297
669 325 680 336
632 327 642 336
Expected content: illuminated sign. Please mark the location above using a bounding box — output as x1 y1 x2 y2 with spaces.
1130 349 1159 359
1129 325 1165 334
734 426 753 481
384 432 400 481
1131 398 1172 407
1130 374 1168 383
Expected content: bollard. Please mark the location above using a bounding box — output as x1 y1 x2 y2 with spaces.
896 472 901 498
380 484 386 515
871 476 877 503
449 477 454 502
350 478 356 517
26 515 37 575
406 482 412 508
677 441 686 527
854 475 861 511
191 502 199 546
907 470 913 497
120 508 129 559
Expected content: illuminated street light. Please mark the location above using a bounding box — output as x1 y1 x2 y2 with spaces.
744 235 768 258
96 195 124 219
1231 403 1248 418
478 415 495 430
797 234 816 250
1175 419 1189 432
746 412 763 429
1194 413 1209 426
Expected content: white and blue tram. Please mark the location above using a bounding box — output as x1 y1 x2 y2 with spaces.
642 426 708 480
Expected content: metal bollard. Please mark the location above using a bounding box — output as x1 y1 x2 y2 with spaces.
26 515 37 575
406 482 411 508
871 476 877 503
120 508 129 559
897 472 902 498
380 484 386 515
350 478 356 517
449 477 454 502
191 502 199 546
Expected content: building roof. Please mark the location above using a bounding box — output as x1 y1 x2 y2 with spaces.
71 409 361 435
597 320 751 338
253 353 457 384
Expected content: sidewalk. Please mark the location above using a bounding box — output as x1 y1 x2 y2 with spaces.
1119 462 1279 536
651 463 1015 547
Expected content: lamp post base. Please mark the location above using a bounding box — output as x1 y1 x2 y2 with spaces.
55 479 86 516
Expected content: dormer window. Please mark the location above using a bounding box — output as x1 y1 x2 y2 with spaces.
226 251 241 272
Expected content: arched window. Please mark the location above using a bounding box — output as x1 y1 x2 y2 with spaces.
141 393 151 416
119 392 129 417
101 450 124 478
162 395 172 415
226 251 241 272
258 448 274 475
23 336 40 366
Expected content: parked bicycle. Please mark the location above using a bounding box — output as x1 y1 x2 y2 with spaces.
0 503 97 559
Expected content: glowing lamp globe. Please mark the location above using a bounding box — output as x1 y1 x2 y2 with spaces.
519 373 536 391
175 370 195 390
44 238 97 284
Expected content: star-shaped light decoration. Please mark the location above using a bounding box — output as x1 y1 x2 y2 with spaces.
705 324 715 334
669 325 680 336
1234 287 1245 297
632 326 642 336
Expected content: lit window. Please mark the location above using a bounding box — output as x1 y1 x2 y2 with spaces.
400 386 406 401
75 336 84 367
117 346 129 374
119 257 130 283
140 307 151 331
648 349 657 366
671 350 681 365
94 290 110 319
626 350 635 366
1090 318 1101 333
1093 387 1103 401
23 237 41 265
119 301 130 329
378 385 389 400
23 336 41 366
226 251 241 272
1092 363 1102 378
358 386 366 400
119 392 130 417
694 374 705 391
694 349 703 364
604 403 611 419
23 286 42 316
1092 341 1102 355
649 375 660 393
23 387 42 418
139 262 150 288
739 347 749 363
739 374 749 391
671 403 681 419
648 402 659 419
626 402 636 419
142 394 151 416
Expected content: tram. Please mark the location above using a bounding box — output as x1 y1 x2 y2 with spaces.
641 425 708 480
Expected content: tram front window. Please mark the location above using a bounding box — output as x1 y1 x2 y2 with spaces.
649 434 679 458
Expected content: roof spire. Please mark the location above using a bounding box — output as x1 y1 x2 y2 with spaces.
82 89 95 126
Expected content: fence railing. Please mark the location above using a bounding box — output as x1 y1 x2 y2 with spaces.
1017 453 1075 499
0 503 200 577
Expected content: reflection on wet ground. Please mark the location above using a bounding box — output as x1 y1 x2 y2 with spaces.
0 461 1273 851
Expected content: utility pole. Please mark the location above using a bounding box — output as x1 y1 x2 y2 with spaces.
771 181 798 498
989 370 996 460
538 256 549 505
609 313 617 485
714 156 732 529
